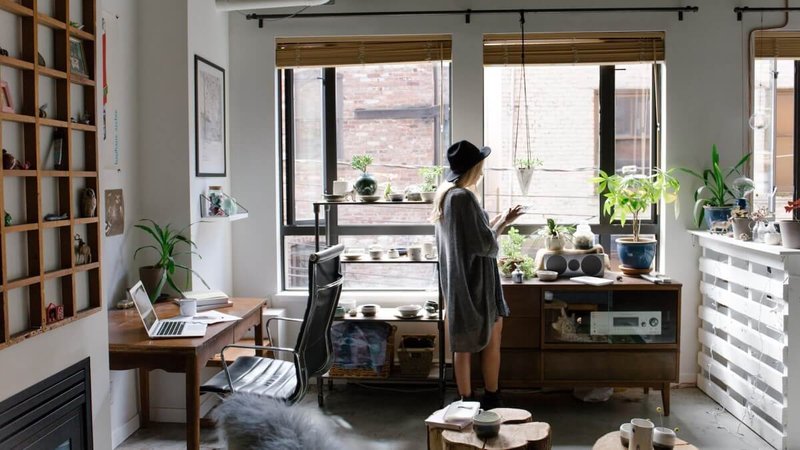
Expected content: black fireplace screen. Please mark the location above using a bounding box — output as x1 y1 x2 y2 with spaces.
0 358 93 449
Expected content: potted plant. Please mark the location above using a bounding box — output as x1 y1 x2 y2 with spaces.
534 218 575 251
419 166 444 202
498 226 535 278
681 145 750 229
593 168 680 270
729 206 754 241
351 154 376 196
781 199 800 249
515 157 542 194
134 219 209 302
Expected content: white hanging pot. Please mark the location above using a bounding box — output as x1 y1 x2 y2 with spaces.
516 167 535 194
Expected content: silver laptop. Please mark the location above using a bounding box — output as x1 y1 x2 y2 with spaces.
129 281 207 339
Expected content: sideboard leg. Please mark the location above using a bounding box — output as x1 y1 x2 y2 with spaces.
661 382 671 416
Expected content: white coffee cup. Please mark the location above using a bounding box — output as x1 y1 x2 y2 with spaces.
423 242 436 259
333 180 349 196
409 245 423 261
179 298 197 317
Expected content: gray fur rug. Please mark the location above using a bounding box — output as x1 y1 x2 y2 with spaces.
214 394 380 450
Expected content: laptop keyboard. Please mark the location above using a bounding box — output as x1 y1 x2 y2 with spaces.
156 321 185 336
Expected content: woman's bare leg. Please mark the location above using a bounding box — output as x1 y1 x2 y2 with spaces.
454 352 472 397
480 317 503 392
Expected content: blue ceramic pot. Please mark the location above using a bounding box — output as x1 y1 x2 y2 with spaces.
703 206 733 230
354 172 377 195
616 238 656 270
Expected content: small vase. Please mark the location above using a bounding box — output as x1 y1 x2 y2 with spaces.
731 218 754 241
515 167 534 194
354 173 377 196
779 220 800 249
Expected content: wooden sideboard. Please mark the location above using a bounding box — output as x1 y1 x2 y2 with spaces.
472 276 681 414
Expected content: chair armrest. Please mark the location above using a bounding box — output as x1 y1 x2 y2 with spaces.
264 316 303 345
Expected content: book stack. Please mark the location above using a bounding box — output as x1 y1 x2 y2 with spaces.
179 290 232 311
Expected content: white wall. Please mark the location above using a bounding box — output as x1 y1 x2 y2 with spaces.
229 0 797 385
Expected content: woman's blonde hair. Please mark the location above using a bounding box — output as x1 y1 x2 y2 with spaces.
430 160 485 223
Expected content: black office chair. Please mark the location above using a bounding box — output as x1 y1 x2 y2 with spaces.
200 244 344 404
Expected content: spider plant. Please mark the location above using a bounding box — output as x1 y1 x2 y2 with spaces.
680 145 750 227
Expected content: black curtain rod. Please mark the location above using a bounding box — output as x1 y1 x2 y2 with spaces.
735 6 800 21
247 6 699 28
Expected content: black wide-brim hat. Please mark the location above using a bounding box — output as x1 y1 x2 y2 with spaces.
445 140 491 182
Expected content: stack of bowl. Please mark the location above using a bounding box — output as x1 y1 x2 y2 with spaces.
396 305 422 318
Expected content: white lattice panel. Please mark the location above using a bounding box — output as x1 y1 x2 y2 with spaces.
691 231 800 450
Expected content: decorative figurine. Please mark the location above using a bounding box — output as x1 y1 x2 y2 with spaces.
0 46 8 57
81 188 97 217
38 103 47 118
4 210 11 226
46 303 64 324
74 233 92 265
37 52 45 67
2 149 30 170
44 212 68 221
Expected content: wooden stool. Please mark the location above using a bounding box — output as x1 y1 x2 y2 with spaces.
592 431 698 450
428 408 550 450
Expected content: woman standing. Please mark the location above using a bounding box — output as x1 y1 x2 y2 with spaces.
432 140 523 409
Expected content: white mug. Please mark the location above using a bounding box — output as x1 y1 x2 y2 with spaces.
333 180 349 196
423 242 436 259
179 298 197 317
409 245 423 261
628 418 654 450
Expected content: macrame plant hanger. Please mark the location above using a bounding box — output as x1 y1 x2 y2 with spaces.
512 12 536 194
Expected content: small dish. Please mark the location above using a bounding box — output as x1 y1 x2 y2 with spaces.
322 193 346 202
343 253 363 260
419 192 436 202
358 194 382 203
397 305 422 317
388 193 404 202
536 270 558 281
393 311 423 319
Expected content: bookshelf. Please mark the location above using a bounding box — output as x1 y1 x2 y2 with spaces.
0 0 101 349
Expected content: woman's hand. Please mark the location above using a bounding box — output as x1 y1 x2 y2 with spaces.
493 205 524 233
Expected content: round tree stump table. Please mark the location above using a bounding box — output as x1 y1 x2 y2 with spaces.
427 408 551 450
592 431 698 450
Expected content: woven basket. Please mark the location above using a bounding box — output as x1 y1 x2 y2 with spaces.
330 324 396 379
397 334 435 377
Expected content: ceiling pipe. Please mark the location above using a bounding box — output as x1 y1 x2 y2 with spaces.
215 0 330 12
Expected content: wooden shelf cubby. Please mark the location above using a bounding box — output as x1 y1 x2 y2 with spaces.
0 0 100 350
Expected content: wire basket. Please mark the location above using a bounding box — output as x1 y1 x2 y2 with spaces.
329 323 396 379
397 334 435 378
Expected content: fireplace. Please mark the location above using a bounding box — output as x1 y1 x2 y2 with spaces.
0 358 93 449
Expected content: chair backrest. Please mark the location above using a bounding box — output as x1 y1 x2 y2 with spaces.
294 244 344 386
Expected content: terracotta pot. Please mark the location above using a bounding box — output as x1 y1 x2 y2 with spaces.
139 266 166 302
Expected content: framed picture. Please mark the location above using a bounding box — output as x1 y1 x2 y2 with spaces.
70 38 89 78
194 55 226 177
0 81 14 113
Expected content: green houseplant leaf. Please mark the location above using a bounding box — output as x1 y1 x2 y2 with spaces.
680 145 750 227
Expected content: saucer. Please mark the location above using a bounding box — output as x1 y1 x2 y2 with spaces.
323 194 347 202
343 253 363 260
393 312 423 319
358 194 382 203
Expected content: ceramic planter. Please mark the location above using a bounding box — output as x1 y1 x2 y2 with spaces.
515 167 534 194
616 237 656 270
139 266 166 302
703 205 733 230
354 172 377 195
731 218 754 241
545 236 564 251
780 220 800 249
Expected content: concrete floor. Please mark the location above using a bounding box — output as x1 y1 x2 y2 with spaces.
119 385 773 450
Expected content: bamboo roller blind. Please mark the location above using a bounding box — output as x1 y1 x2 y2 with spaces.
276 35 452 67
755 31 800 58
483 32 665 65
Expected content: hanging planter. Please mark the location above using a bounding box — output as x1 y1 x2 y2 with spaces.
514 158 541 194
510 14 541 197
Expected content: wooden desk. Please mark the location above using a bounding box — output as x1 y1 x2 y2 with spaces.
108 298 265 449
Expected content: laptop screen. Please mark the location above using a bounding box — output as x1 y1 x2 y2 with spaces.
131 283 157 331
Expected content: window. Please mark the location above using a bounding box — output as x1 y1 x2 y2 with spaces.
280 41 451 289
483 62 660 268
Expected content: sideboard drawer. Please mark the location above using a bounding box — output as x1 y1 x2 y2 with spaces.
472 350 541 385
503 285 540 317
542 351 676 381
502 316 540 349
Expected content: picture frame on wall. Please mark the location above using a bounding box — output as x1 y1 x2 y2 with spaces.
0 81 14 113
70 38 89 78
194 55 226 177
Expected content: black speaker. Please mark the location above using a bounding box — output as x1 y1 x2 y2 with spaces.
542 253 605 277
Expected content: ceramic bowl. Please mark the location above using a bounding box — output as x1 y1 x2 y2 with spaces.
619 423 632 448
420 191 436 202
397 305 422 317
343 248 364 260
473 410 502 439
406 192 422 202
654 427 676 450
360 304 380 317
388 193 404 202
536 270 558 281
358 194 382 203
369 249 384 260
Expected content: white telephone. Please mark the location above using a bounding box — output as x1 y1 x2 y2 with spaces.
443 400 480 423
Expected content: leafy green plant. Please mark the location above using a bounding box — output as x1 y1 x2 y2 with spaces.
351 154 374 173
515 157 543 170
419 166 444 192
680 145 750 227
498 226 534 278
534 218 575 240
593 168 680 242
134 220 209 299
500 226 526 258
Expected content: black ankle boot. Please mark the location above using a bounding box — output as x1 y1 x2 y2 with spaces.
481 389 504 410
461 392 478 403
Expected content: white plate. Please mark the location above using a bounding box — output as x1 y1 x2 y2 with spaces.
342 253 363 260
393 312 424 320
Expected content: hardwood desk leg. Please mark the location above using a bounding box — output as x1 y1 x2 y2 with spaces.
186 357 201 450
662 382 671 416
138 368 150 427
